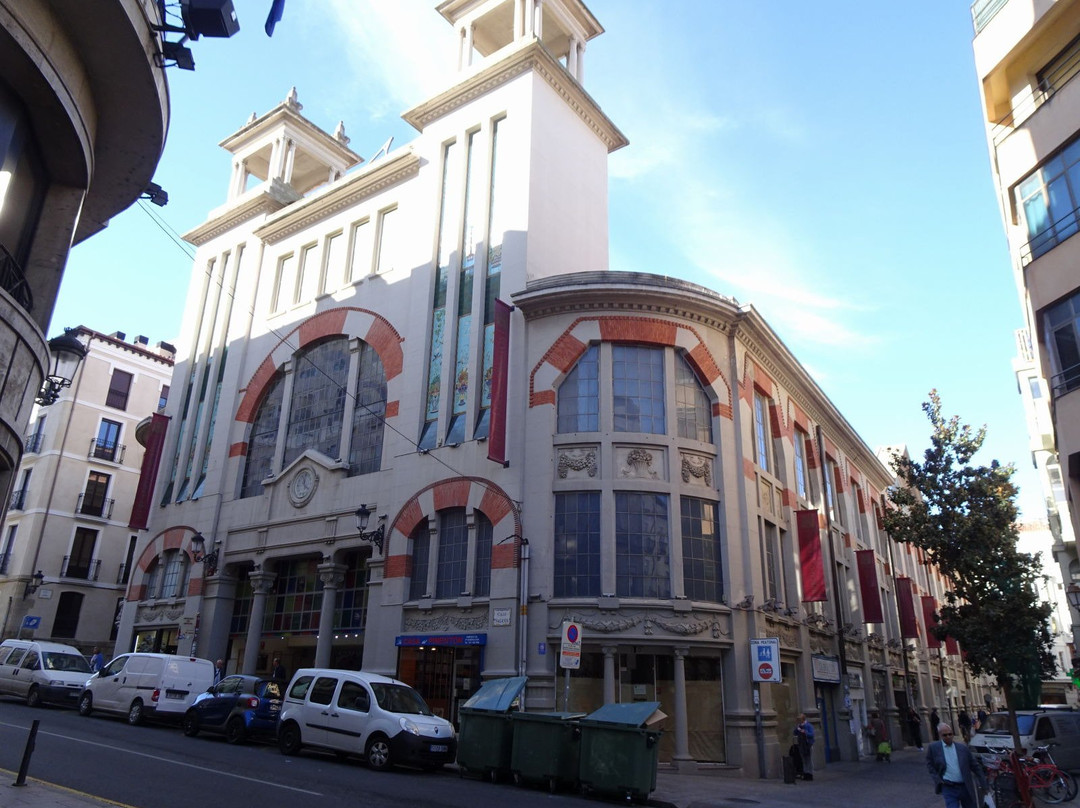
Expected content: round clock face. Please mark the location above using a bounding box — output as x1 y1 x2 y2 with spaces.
289 467 317 506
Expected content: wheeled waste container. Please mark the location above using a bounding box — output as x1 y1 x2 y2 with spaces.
577 701 664 803
509 711 586 792
456 676 527 782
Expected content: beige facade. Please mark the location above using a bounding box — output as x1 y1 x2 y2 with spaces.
118 0 983 777
972 0 1080 659
0 328 173 655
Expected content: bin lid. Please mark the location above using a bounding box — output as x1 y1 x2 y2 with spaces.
461 675 527 712
581 701 665 727
514 711 587 721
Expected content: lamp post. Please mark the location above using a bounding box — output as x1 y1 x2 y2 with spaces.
190 532 220 576
35 331 87 406
355 505 385 554
1067 583 1080 677
22 570 44 599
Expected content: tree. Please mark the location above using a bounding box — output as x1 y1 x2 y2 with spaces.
884 391 1054 759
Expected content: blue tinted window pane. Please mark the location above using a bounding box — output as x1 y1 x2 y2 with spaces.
435 508 468 599
675 353 712 442
681 497 723 602
615 492 670 598
241 375 284 498
554 492 601 597
557 345 599 433
613 346 665 434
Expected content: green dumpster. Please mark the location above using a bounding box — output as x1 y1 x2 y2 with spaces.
577 701 664 803
456 676 527 782
509 711 585 792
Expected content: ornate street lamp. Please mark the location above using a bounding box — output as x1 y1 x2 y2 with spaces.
190 532 221 576
355 504 385 554
35 331 87 406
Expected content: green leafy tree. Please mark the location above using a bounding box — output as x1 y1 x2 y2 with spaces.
884 391 1054 758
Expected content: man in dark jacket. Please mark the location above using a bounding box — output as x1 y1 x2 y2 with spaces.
926 723 986 808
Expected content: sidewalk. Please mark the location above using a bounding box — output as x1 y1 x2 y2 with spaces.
0 772 128 808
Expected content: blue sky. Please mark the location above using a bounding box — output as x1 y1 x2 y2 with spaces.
52 1 1038 515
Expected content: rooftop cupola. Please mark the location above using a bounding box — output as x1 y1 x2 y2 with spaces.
438 0 602 82
218 87 363 203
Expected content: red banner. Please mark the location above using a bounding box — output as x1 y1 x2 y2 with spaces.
921 595 941 648
796 509 826 602
129 413 169 530
945 635 960 655
856 549 884 623
897 577 919 639
487 299 511 466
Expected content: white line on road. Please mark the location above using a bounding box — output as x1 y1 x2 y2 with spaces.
0 720 323 797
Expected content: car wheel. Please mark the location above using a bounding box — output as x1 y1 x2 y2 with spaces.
366 734 393 771
225 717 246 745
26 686 41 708
127 699 144 726
78 693 93 717
182 711 200 737
278 721 302 756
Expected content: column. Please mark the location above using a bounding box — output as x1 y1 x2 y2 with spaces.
533 0 543 39
514 0 523 40
672 647 694 769
602 645 617 704
576 40 585 84
524 0 535 37
567 36 578 77
463 23 474 68
242 570 276 674
315 560 345 667
283 139 297 185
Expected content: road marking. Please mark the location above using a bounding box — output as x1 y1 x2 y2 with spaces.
0 721 322 797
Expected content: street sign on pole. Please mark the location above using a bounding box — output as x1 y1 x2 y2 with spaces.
21 616 40 630
750 637 781 683
560 621 581 670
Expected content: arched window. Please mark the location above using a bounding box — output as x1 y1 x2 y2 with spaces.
284 338 349 466
435 508 468 599
675 352 712 442
409 510 493 601
613 345 665 434
557 344 598 433
240 374 284 498
409 519 431 601
144 559 161 599
349 341 386 476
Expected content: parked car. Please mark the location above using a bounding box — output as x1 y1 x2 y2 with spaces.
0 639 93 708
182 675 285 743
79 652 214 725
277 668 456 770
969 709 1080 770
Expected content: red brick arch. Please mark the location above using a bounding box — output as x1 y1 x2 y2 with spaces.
127 526 205 600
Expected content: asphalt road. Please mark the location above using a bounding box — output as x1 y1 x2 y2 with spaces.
0 697 581 808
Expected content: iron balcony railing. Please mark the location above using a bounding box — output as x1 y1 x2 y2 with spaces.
8 488 28 511
1052 364 1080 397
971 0 1010 34
1019 203 1080 267
0 244 33 313
61 556 101 581
23 432 44 454
989 34 1080 147
88 438 125 464
75 494 114 519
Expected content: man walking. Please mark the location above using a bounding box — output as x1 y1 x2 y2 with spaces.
926 723 986 808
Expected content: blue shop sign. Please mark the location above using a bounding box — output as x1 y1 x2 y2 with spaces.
395 633 487 647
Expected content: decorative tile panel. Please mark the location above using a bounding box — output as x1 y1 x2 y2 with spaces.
557 446 599 479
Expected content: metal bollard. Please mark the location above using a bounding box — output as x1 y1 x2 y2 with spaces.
12 719 39 787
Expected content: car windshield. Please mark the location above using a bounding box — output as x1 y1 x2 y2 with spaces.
370 683 433 716
43 652 92 673
979 713 1035 735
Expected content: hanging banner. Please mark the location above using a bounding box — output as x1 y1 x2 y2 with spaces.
945 635 960 656
897 576 919 639
856 549 884 623
921 595 942 649
487 299 511 466
796 509 826 602
129 412 170 530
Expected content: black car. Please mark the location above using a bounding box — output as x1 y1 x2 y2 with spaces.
182 675 284 744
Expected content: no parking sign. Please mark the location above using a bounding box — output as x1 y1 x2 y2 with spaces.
750 637 781 683
560 621 581 670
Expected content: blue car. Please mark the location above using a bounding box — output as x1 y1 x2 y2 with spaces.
182 675 284 744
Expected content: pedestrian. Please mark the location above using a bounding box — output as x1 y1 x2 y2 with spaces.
958 709 972 742
271 657 286 681
926 722 986 808
213 658 225 685
793 713 815 780
89 647 104 672
976 707 987 732
908 706 924 750
930 707 941 740
867 709 891 762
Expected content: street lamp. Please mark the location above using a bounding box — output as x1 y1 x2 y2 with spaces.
355 505 385 554
190 532 221 576
23 570 44 598
1067 583 1080 613
35 331 87 406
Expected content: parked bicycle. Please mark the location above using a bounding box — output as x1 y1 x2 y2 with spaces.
983 742 1077 807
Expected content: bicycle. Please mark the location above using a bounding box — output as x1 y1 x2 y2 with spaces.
983 743 1077 806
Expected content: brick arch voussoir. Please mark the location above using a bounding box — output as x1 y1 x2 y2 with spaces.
389 477 522 540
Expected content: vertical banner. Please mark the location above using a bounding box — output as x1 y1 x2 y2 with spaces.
896 577 919 639
945 635 960 656
487 299 511 466
921 595 942 649
128 413 170 530
856 549 884 623
796 509 827 602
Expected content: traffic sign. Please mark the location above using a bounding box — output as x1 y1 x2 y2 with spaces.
21 616 40 629
750 637 780 683
560 621 581 669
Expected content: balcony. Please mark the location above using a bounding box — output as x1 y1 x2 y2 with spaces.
75 494 114 519
1052 364 1080 397
116 562 130 585
24 432 44 454
0 244 33 314
61 556 100 581
8 488 28 511
971 0 1011 34
88 438 125 464
1019 204 1080 267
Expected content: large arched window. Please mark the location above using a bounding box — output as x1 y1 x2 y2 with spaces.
349 341 386 476
284 338 349 466
557 344 599 433
675 352 712 442
409 509 493 601
240 375 284 498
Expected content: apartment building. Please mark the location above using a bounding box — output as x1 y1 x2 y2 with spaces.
115 0 985 776
972 0 1080 656
0 328 173 656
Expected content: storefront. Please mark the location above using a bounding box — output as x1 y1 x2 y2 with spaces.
395 633 485 726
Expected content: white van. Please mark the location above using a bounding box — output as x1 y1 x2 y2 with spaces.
78 652 214 725
970 709 1080 770
0 639 93 708
277 668 456 770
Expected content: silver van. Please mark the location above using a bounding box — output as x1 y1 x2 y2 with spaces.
970 710 1080 770
78 652 214 725
0 639 93 707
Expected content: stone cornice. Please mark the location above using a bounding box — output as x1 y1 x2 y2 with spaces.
182 180 300 246
253 150 420 246
403 40 627 153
